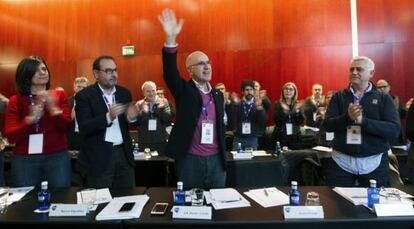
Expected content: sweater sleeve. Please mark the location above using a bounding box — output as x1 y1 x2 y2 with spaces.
4 95 35 144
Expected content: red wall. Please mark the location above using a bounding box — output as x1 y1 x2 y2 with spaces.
1 0 413 127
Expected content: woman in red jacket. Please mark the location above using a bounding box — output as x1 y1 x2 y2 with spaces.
5 56 72 188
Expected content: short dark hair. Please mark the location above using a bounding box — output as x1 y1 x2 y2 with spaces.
240 80 255 91
92 55 115 71
15 56 51 95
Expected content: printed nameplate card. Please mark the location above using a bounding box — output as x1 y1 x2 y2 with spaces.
374 204 414 217
49 204 88 217
172 206 212 220
283 206 324 219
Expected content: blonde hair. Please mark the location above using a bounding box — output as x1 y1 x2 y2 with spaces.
280 82 298 103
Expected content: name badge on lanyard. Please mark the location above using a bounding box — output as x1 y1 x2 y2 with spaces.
201 120 214 144
29 133 43 154
313 112 317 121
346 125 362 144
28 94 43 154
326 132 334 141
286 123 293 135
242 122 251 134
148 119 157 131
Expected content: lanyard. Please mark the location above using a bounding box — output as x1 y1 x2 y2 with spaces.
102 94 116 109
149 102 157 118
202 93 213 118
243 101 254 120
28 94 41 132
287 103 293 123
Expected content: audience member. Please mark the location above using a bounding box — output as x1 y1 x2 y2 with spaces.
0 93 9 186
75 56 138 188
159 9 227 189
323 56 400 187
67 76 89 150
135 81 172 155
228 80 267 150
302 83 325 127
5 56 72 188
272 82 304 150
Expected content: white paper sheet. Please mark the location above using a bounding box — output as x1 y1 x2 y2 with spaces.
244 187 289 208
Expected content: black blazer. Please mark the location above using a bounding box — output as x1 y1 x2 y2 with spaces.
162 48 226 168
75 83 134 176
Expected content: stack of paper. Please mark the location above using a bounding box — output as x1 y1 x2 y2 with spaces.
333 187 413 206
244 187 289 208
95 194 149 221
7 186 34 205
209 188 250 210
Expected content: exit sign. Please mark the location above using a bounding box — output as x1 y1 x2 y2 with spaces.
122 45 135 56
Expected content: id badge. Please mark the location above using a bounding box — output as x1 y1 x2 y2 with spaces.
242 122 251 134
201 120 214 144
286 123 293 135
346 125 362 144
313 112 317 121
29 133 43 154
326 132 334 141
148 119 157 131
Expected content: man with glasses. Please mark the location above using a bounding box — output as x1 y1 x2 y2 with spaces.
323 56 400 187
159 9 227 190
75 56 138 188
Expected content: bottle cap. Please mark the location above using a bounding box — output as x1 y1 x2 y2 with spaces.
177 181 183 189
41 181 48 189
369 179 376 185
291 181 298 186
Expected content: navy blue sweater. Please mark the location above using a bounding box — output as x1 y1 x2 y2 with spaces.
323 86 400 157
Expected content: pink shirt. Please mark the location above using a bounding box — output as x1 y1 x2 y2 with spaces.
188 91 219 156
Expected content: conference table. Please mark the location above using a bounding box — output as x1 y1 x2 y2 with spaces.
1 186 414 229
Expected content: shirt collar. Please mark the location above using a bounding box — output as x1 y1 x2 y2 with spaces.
192 79 212 94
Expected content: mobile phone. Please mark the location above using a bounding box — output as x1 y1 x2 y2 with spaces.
119 202 135 212
150 202 169 215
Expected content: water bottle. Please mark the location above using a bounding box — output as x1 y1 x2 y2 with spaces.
174 181 185 205
274 141 282 156
236 142 242 154
133 143 140 156
38 181 50 211
367 179 379 208
289 181 300 206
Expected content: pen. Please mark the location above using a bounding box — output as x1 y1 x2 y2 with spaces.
219 197 242 203
264 188 269 197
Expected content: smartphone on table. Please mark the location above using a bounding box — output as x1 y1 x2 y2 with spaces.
150 202 169 215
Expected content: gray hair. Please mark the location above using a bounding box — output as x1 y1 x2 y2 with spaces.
351 56 375 71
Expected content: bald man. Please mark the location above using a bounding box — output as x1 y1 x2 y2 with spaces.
159 9 226 190
376 79 412 145
134 81 172 155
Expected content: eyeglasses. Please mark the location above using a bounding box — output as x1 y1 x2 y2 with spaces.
99 68 117 74
377 85 389 89
189 60 211 68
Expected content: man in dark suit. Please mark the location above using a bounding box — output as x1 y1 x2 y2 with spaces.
75 56 138 188
159 9 227 190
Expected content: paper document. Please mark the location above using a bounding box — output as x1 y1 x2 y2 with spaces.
209 188 250 210
244 187 289 208
333 187 413 206
7 186 34 205
77 188 112 205
312 146 333 152
95 194 149 221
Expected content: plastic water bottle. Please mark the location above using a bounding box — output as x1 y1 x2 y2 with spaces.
174 181 185 205
133 143 140 156
38 181 50 211
274 141 282 156
367 179 379 208
289 181 300 206
236 142 242 154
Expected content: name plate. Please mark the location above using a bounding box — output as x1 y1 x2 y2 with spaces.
374 204 414 217
233 153 253 160
49 204 88 217
172 206 212 220
283 206 324 219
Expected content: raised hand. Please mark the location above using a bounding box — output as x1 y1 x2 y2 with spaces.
158 8 184 45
